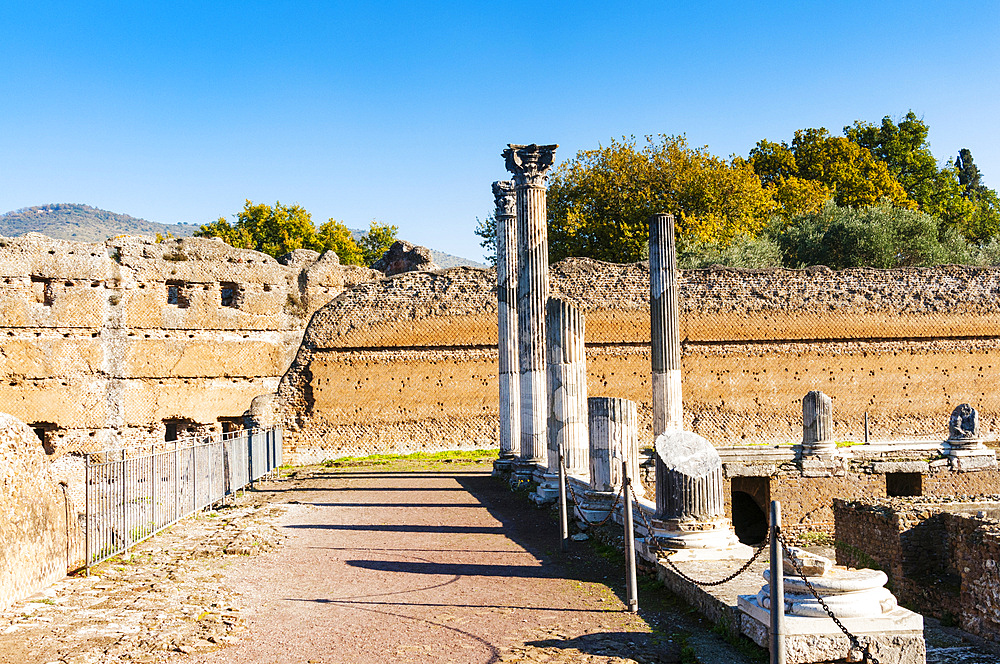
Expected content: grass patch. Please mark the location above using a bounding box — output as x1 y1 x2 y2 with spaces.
323 449 498 467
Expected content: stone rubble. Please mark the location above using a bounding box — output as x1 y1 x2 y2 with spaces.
0 498 286 664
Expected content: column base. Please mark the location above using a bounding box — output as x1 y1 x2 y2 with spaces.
492 456 516 478
574 489 621 526
645 517 752 561
532 472 560 505
510 461 540 488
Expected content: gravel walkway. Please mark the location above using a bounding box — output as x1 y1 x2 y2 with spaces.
0 459 764 664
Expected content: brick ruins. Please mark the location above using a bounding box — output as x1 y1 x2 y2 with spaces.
0 233 379 455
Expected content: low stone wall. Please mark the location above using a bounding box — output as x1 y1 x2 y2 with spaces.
0 412 75 611
833 496 1000 641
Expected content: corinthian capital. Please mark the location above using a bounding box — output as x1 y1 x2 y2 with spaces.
503 143 558 187
492 180 517 218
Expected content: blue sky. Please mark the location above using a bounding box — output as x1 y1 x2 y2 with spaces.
1 1 997 262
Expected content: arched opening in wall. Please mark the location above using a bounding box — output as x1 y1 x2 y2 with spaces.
886 472 922 497
730 475 770 545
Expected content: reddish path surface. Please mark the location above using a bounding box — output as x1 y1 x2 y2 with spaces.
183 463 665 664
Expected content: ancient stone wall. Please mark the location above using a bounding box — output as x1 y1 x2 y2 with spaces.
0 233 379 453
834 497 1000 641
0 412 73 611
273 259 1000 464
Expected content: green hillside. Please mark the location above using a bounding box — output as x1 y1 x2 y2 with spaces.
0 204 195 242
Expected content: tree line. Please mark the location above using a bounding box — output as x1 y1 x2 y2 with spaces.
194 200 398 266
478 112 1000 269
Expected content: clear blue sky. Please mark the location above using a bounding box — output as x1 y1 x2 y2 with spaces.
1 1 997 262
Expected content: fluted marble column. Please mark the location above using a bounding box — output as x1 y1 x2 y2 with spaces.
535 297 588 502
504 143 558 478
650 213 684 519
578 397 641 523
493 180 519 476
802 390 835 458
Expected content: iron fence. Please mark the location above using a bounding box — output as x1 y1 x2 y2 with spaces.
82 427 282 570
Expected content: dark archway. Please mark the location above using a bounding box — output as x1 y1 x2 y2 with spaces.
732 491 768 545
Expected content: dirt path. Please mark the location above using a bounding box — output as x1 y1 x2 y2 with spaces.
0 460 765 664
182 462 688 664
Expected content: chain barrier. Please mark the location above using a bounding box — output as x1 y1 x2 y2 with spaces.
625 482 769 586
558 452 624 528
777 532 880 664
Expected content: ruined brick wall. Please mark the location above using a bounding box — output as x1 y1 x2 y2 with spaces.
273 259 1000 464
0 412 72 610
0 233 379 453
834 498 1000 641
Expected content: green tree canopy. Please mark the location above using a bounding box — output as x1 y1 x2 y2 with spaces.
547 135 776 262
359 220 399 265
750 128 914 212
317 218 364 265
196 200 397 266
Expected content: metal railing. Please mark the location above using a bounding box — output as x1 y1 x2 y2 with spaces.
82 427 282 570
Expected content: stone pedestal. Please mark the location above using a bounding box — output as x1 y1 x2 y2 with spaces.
493 180 519 477
535 298 588 504
504 144 558 480
650 430 749 560
738 546 925 664
577 398 640 524
945 403 997 471
801 390 836 458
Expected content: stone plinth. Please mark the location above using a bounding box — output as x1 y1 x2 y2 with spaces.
651 431 748 560
577 397 640 524
493 180 519 477
739 547 924 664
536 298 588 503
944 403 996 470
504 143 558 480
738 596 925 664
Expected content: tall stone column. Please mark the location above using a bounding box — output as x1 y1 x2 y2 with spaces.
647 213 748 560
577 397 641 523
535 297 588 503
493 180 519 477
504 143 558 480
649 213 684 519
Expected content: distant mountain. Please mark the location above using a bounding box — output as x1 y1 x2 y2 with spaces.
0 204 194 242
2 203 487 268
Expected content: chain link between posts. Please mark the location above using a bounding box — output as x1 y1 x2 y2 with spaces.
558 452 624 528
555 455 879 663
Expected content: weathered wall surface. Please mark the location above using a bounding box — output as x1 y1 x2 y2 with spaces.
273 259 1000 464
0 412 71 611
834 497 1000 641
0 233 379 452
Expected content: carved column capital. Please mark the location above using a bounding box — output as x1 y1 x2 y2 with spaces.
492 180 517 218
503 143 558 188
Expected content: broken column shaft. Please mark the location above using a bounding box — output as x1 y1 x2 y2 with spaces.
536 297 589 502
802 390 835 458
504 143 558 474
493 180 519 475
578 397 641 523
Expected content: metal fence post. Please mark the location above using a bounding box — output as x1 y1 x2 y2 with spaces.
84 455 90 573
769 501 785 664
623 459 638 613
558 448 568 553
